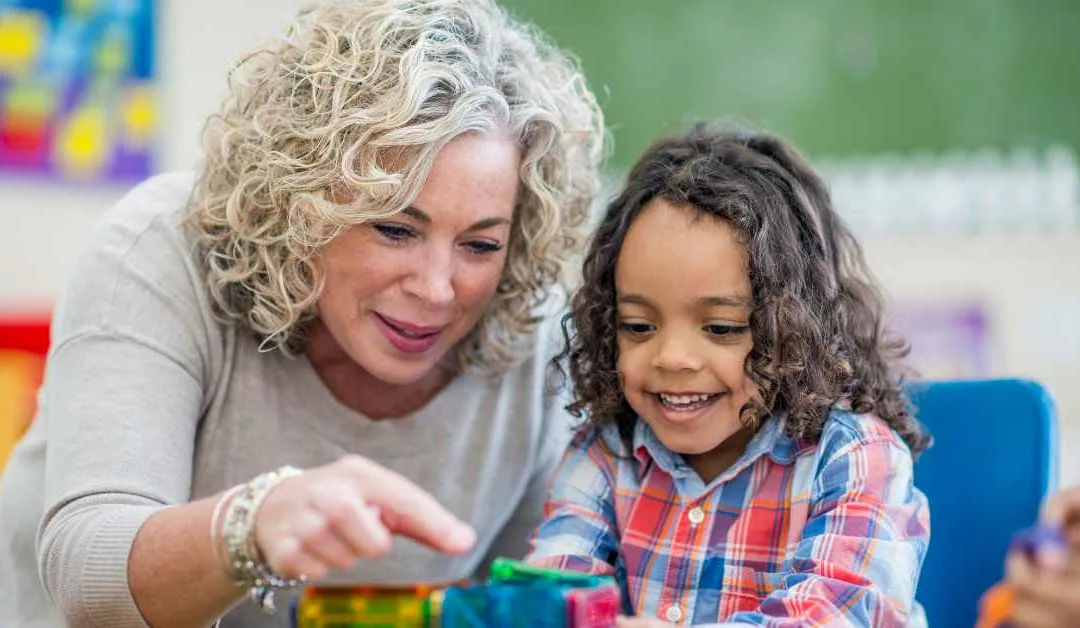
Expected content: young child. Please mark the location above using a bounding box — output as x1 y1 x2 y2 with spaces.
528 125 932 627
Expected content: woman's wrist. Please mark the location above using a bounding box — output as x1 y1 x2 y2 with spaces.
209 485 242 579
214 466 307 614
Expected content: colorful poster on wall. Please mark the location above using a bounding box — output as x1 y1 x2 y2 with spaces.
0 0 156 182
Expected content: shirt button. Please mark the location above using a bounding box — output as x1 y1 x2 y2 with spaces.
688 507 705 526
665 605 682 622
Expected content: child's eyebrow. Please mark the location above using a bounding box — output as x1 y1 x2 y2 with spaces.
616 294 752 308
616 294 651 306
699 295 753 307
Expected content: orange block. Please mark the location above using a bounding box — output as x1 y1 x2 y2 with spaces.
976 582 1015 628
0 350 43 471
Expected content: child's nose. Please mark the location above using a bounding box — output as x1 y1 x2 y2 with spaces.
651 330 703 373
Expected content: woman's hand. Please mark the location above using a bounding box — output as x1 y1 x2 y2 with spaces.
254 455 476 580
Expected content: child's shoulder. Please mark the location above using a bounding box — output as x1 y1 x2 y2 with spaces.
813 408 912 462
569 421 631 462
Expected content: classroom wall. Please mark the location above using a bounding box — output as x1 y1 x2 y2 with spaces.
864 233 1080 484
500 0 1080 171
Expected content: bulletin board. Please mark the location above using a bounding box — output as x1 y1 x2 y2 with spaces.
0 0 156 182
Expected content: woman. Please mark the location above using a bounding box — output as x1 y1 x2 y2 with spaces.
0 1 605 626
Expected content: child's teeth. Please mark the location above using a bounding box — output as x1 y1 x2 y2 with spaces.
661 393 709 405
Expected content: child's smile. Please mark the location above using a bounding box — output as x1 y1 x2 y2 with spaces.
615 198 758 482
652 391 724 421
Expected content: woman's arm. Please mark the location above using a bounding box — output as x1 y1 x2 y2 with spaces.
37 315 237 628
41 331 476 628
33 177 219 626
128 456 478 628
128 495 240 627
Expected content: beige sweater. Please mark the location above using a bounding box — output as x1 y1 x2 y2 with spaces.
0 172 574 627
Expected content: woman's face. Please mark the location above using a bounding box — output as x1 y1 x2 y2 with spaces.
316 132 520 385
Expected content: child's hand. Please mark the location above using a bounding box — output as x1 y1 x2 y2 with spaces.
616 616 673 628
1044 487 1080 550
1006 548 1080 627
1005 498 1080 628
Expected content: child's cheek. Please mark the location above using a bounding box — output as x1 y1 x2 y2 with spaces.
735 337 759 398
616 344 643 388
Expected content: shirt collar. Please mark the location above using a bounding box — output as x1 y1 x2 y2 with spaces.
631 413 798 482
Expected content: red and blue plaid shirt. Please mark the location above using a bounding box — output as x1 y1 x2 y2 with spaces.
526 410 930 627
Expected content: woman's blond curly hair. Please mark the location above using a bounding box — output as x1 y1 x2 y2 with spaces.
187 0 606 375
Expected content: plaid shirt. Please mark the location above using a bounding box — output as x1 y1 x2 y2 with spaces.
526 410 930 627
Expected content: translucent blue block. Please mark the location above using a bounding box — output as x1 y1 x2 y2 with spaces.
441 583 569 628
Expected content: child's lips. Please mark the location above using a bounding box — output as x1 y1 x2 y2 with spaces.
651 391 723 424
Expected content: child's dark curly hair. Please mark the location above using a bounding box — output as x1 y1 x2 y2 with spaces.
558 124 930 454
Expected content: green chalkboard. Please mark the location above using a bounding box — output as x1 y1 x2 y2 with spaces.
500 0 1080 169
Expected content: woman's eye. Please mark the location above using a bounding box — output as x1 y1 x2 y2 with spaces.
373 223 415 242
463 240 504 255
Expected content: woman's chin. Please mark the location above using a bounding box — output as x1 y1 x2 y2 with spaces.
367 360 438 387
358 343 453 387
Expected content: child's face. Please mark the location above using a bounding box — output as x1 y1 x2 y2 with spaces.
615 198 757 481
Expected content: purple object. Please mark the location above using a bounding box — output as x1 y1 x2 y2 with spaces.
1010 523 1067 557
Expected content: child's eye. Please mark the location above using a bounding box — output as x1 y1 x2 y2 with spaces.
704 324 749 336
373 223 415 242
463 240 504 255
618 322 655 335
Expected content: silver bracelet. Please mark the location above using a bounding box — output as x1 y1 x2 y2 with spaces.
209 485 242 578
220 465 306 614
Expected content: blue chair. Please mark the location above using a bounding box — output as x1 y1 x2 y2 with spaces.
907 378 1058 628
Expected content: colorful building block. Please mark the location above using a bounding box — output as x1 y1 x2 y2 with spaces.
292 558 619 628
294 585 442 628
441 582 567 628
566 582 620 628
487 558 613 589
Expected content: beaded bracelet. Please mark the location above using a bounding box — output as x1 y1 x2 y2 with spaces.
219 465 307 614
